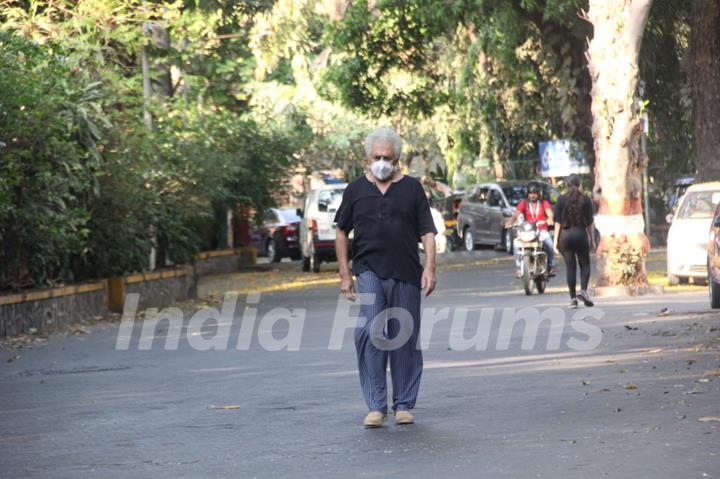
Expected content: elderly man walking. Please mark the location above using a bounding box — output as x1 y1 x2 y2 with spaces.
334 127 437 428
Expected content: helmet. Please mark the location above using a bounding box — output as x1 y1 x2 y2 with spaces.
527 182 541 195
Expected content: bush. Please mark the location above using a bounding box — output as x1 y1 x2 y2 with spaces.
0 32 298 289
0 32 101 288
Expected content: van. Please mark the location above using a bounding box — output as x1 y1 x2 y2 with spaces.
298 183 348 272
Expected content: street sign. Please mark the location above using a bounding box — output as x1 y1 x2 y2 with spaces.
538 140 590 177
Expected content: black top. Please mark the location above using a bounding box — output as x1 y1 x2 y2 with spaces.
553 193 594 228
334 175 437 287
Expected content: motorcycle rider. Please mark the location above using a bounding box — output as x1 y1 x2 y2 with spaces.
504 182 557 278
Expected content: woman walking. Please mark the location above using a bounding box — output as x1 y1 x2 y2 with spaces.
553 174 595 308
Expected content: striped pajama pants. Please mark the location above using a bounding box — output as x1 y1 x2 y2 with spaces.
355 270 423 413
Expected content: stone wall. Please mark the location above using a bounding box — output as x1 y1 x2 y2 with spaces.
0 247 257 338
0 282 107 337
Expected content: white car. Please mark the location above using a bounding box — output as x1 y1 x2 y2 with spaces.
667 182 720 285
298 183 348 273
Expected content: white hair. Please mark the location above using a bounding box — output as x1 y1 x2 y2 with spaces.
364 127 402 159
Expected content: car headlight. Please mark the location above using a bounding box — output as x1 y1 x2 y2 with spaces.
519 231 537 242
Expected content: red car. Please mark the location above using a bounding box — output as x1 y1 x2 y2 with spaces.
250 208 302 263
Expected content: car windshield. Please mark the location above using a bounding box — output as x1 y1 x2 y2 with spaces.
318 188 345 213
677 191 720 219
502 186 527 206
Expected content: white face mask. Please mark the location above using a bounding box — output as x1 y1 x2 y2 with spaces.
370 159 394 181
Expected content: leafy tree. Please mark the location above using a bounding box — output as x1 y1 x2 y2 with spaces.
586 0 653 286
0 32 104 287
689 0 720 182
0 1 301 287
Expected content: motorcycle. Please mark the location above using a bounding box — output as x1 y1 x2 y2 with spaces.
513 219 551 295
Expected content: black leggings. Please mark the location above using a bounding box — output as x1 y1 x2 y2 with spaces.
559 226 591 299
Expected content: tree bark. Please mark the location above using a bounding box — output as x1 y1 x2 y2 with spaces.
690 0 720 183
587 0 653 286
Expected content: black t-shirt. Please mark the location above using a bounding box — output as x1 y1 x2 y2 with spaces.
334 175 437 287
553 193 594 228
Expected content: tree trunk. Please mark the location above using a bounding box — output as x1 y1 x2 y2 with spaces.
587 0 653 287
690 0 720 183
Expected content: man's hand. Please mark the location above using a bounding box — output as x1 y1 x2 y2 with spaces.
421 268 436 297
505 211 520 229
340 274 356 301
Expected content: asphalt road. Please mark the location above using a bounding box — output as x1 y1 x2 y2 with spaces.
1 250 719 478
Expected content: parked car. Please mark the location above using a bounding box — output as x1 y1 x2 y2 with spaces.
667 182 720 285
708 200 720 308
299 183 348 272
250 208 302 263
457 180 559 253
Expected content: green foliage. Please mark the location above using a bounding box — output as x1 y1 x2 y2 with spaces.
640 0 694 189
603 236 648 286
322 0 593 184
0 32 101 286
0 2 302 289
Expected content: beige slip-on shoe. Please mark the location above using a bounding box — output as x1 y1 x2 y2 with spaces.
363 411 387 428
394 410 414 425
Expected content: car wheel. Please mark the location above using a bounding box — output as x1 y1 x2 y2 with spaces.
310 252 321 273
464 228 475 252
301 256 310 272
693 277 708 286
503 228 514 255
678 276 689 285
268 239 281 263
710 271 720 309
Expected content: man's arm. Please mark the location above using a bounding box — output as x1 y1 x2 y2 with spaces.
335 229 355 301
420 232 436 297
505 209 521 229
545 200 554 226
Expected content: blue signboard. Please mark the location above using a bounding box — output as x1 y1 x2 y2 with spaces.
539 140 590 177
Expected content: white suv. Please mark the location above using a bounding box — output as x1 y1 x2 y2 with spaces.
299 183 348 272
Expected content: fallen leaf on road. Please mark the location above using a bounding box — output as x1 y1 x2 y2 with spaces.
582 380 592 386
620 368 629 373
658 307 670 317
6 355 20 363
702 369 720 378
624 325 639 331
647 348 663 353
207 405 241 410
698 416 720 423
684 385 704 395
687 358 696 365
625 383 638 390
